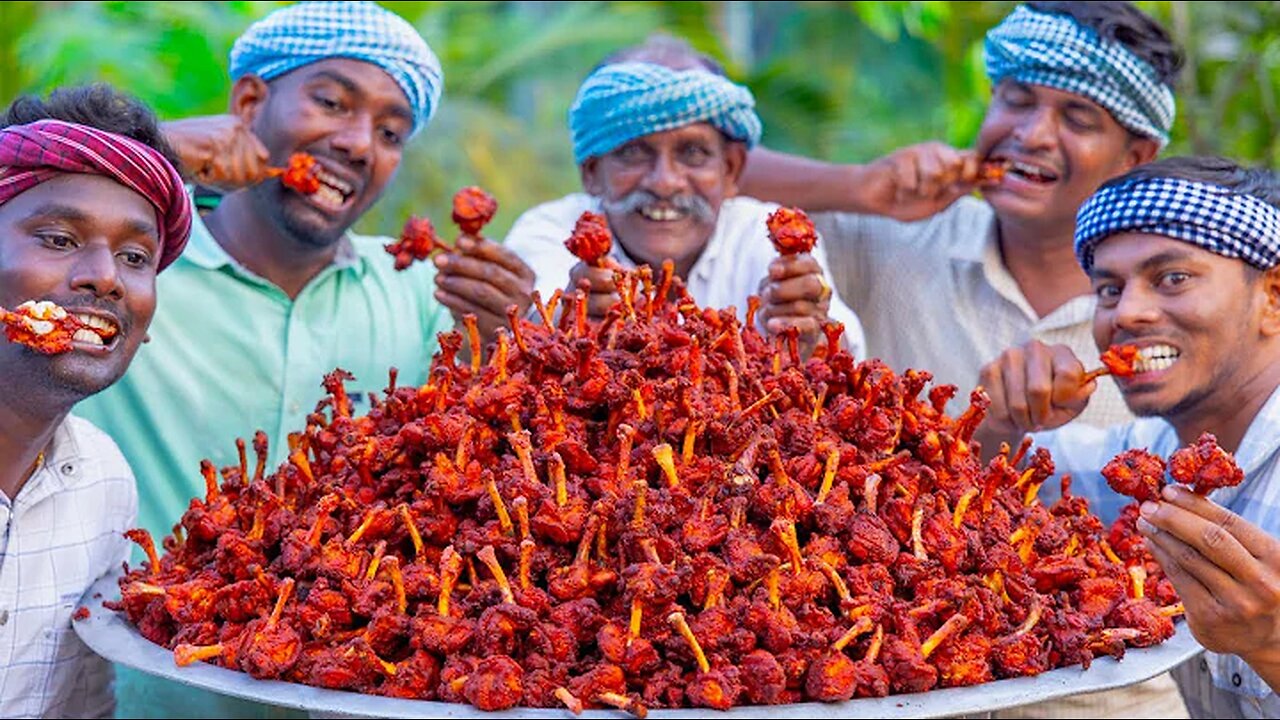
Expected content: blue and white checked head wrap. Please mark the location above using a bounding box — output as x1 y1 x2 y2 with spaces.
569 62 763 164
230 1 443 136
1075 176 1280 272
985 5 1175 147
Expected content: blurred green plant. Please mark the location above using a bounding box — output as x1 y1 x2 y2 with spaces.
0 1 1276 238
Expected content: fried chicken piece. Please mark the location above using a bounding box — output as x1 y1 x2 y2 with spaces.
1169 432 1244 495
977 159 1008 185
278 153 321 194
1100 344 1141 378
386 216 449 270
564 211 613 267
1102 449 1166 503
463 655 525 712
766 207 818 256
452 186 498 236
1 300 97 354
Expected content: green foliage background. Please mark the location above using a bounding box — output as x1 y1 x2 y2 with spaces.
1 1 1276 238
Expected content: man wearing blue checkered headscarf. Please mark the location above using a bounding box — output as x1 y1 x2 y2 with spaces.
506 34 866 361
732 8 1189 713
229 0 442 136
980 156 1280 720
85 7 532 717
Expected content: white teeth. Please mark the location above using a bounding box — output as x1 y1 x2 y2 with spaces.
1010 161 1055 180
314 185 345 209
1133 344 1180 373
72 329 104 346
74 314 116 333
639 206 684 222
24 318 55 335
314 168 353 196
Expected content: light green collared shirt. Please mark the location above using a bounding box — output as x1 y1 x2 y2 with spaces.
79 213 450 539
77 212 451 718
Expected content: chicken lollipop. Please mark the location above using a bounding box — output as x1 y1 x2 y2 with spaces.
1169 432 1244 495
565 211 613 267
766 207 818 256
386 216 450 271
1102 449 1166 503
452 186 498 236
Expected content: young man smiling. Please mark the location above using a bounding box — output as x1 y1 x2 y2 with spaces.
505 36 865 359
77 1 472 545
741 1 1180 431
0 86 191 718
978 156 1280 717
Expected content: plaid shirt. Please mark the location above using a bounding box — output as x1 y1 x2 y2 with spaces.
0 416 136 719
1033 385 1280 717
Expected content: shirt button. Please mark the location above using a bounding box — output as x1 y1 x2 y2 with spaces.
0 609 7 626
1232 673 1243 687
1201 658 1210 672
60 462 75 476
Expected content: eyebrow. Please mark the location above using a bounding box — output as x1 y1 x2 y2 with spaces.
307 69 415 125
22 202 158 240
1090 248 1198 280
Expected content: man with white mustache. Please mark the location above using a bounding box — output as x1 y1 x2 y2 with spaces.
505 36 864 359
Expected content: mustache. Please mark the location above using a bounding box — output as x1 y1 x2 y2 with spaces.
602 190 715 224
50 293 132 336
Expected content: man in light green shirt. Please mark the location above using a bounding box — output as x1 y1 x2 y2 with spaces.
78 213 452 536
75 3 534 717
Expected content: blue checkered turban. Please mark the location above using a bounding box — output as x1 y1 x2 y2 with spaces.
569 62 763 164
985 5 1175 147
230 1 443 136
1076 176 1280 272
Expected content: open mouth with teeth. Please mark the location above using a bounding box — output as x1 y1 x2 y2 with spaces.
637 205 688 222
308 166 355 212
70 313 120 348
1000 159 1060 185
1130 344 1181 374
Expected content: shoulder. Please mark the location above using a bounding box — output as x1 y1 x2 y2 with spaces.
813 195 994 250
505 194 598 250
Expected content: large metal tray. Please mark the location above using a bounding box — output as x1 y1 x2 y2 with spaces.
75 573 1203 718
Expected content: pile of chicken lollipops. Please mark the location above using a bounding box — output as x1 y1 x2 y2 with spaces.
109 194 1241 715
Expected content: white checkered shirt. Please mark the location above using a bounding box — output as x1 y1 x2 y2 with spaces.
812 198 1133 429
0 415 137 719
1033 385 1280 718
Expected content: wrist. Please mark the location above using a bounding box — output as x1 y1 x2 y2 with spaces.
836 163 879 214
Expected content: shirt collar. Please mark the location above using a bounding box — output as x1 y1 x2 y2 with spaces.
179 210 363 277
9 418 84 506
1231 383 1280 477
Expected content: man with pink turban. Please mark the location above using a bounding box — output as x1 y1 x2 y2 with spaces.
0 84 191 718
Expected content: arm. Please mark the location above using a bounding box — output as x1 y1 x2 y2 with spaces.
742 144 984 221
1138 487 1280 692
161 115 270 190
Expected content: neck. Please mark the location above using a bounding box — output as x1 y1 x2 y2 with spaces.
0 379 68 500
996 214 1093 317
1168 365 1280 455
206 192 339 299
